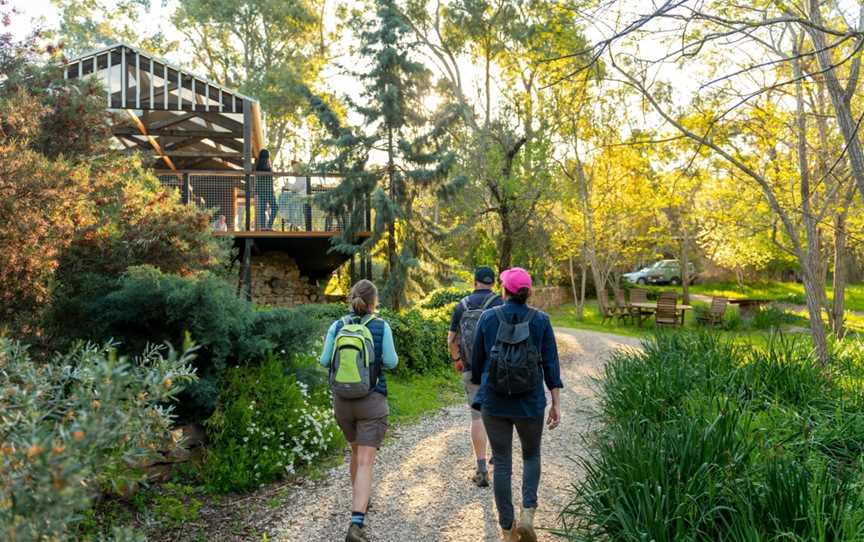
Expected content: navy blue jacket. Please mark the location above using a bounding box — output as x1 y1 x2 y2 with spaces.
470 300 564 418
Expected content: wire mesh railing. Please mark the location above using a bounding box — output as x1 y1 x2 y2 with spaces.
155 171 364 234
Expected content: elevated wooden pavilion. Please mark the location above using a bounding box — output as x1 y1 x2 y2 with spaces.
63 44 370 298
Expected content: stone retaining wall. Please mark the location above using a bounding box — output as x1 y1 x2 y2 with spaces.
530 286 571 311
251 252 323 307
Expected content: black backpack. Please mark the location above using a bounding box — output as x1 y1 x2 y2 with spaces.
487 307 542 396
458 293 500 371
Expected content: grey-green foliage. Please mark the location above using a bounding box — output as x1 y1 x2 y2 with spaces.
0 339 197 542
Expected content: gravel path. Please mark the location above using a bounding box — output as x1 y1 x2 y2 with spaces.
272 328 641 542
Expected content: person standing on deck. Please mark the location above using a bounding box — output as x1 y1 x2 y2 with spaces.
471 267 563 542
320 280 398 542
448 266 503 487
255 149 278 230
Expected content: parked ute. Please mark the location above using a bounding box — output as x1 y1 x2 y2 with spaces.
623 260 697 285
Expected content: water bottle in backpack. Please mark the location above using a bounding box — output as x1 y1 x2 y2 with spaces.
487 307 542 395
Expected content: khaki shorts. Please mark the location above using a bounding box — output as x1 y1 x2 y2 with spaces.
334 392 389 447
462 371 482 420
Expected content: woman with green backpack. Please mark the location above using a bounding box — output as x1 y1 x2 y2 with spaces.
319 279 398 542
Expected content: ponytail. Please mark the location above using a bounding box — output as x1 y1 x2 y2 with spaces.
348 279 378 315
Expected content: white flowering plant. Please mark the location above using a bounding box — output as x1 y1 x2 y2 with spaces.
0 339 197 541
204 353 343 493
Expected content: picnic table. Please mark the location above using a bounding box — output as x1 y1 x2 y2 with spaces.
630 301 693 326
727 298 771 318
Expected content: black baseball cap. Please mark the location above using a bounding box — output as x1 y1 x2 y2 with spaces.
474 266 496 285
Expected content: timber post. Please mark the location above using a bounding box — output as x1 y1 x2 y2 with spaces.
241 101 253 301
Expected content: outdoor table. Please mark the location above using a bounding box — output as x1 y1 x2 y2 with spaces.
728 298 771 318
630 301 693 326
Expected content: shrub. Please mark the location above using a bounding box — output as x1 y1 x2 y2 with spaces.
52 266 321 422
203 354 342 493
380 307 449 374
564 332 864 541
0 339 196 541
419 287 471 310
294 303 450 375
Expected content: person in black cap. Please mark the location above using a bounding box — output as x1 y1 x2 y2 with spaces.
448 266 503 487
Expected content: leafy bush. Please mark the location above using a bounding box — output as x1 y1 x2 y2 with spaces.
52 266 320 422
564 332 864 541
0 339 196 541
294 303 450 375
380 308 449 374
419 287 471 310
204 354 342 493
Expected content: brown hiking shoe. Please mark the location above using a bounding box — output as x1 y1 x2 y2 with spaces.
346 523 369 542
472 469 490 487
514 507 537 542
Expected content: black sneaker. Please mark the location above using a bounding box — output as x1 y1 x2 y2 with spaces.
472 469 490 487
346 523 369 542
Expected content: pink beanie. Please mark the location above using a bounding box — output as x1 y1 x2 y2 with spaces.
500 267 532 293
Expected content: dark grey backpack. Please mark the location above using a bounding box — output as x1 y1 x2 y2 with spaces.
458 293 500 371
487 307 542 396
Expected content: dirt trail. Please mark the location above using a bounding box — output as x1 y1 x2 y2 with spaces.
271 328 640 542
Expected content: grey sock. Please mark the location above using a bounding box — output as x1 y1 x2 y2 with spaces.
477 458 488 473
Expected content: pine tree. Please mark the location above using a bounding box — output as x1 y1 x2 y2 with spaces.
304 0 464 310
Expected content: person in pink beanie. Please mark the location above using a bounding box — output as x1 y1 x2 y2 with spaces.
469 267 564 542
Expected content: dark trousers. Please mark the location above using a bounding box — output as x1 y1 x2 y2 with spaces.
481 411 544 530
255 181 277 230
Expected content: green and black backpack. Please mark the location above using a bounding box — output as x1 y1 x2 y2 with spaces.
329 314 379 399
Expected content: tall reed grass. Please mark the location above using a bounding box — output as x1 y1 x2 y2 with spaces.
562 332 864 541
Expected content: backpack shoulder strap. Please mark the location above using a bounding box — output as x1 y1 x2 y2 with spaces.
340 315 354 326
460 296 471 311
523 308 538 325
481 293 500 310
494 305 507 324
360 313 377 327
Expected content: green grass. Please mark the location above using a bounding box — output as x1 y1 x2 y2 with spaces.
387 369 463 425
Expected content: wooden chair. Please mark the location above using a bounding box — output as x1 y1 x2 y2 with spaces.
614 289 632 324
628 288 648 324
655 291 681 327
630 288 648 304
697 296 728 326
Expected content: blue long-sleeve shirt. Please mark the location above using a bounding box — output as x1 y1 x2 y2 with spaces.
319 315 398 395
470 300 564 418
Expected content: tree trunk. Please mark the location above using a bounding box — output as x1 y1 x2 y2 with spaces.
498 208 513 272
579 260 587 321
793 46 830 365
387 125 400 311
680 230 691 305
831 209 849 339
802 264 831 364
573 158 608 312
568 255 578 306
806 2 864 204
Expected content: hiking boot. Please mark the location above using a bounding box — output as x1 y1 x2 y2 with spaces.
471 469 489 487
346 523 369 542
501 528 515 542
514 507 537 542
